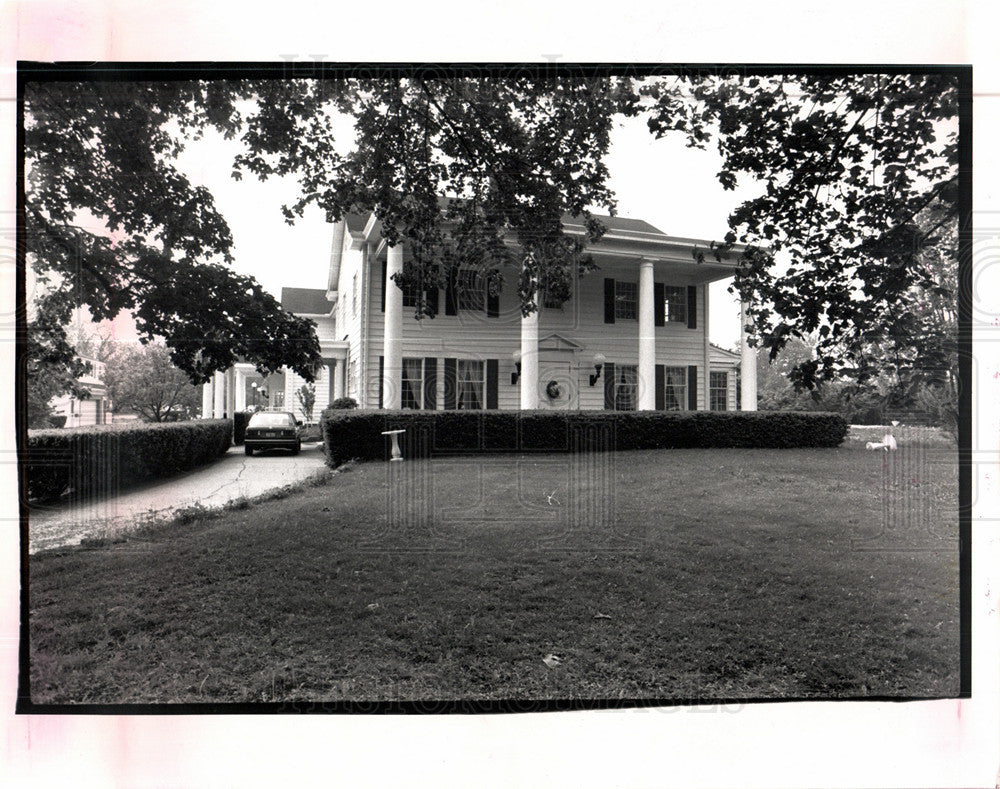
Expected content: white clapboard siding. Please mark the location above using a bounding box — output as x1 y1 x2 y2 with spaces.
363 256 719 410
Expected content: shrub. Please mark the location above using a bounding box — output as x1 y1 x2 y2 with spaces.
233 411 253 445
328 397 358 410
320 410 848 467
25 419 232 501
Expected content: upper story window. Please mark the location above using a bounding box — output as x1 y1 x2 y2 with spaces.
352 273 358 316
664 286 687 324
457 270 486 312
615 281 638 321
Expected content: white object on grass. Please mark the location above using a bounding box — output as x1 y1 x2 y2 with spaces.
381 429 406 462
542 654 563 668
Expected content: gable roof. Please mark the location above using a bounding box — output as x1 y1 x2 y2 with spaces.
281 287 332 316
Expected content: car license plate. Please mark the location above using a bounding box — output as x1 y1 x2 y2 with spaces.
264 431 276 437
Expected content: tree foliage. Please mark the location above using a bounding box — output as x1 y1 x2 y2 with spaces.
23 80 323 388
103 342 203 422
233 76 637 314
646 72 959 388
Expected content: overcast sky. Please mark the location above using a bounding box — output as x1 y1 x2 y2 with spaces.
94 107 760 351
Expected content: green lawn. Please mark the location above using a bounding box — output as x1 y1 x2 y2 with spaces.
28 443 960 704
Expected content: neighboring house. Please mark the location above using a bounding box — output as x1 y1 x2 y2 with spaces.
203 211 757 416
50 356 113 427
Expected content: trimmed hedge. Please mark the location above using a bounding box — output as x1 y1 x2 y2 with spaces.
320 409 848 466
26 419 232 501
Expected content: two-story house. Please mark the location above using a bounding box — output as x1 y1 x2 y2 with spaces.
201 211 757 419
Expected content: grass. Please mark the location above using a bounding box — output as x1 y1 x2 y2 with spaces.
28 440 960 705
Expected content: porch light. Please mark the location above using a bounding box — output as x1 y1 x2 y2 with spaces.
511 349 522 385
589 353 606 386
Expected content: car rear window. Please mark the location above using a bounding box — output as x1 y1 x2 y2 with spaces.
247 413 294 428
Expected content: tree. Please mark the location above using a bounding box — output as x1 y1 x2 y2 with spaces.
103 342 203 422
23 80 324 398
645 72 959 389
295 383 316 421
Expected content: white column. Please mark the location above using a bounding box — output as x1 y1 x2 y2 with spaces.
520 288 539 409
235 370 246 412
383 244 403 409
740 298 758 411
703 284 711 411
334 359 346 400
637 259 656 410
212 370 225 418
202 381 213 418
225 368 236 418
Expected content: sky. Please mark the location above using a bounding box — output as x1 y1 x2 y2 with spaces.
89 104 760 351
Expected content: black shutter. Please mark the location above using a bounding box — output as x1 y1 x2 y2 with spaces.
687 285 697 329
604 278 616 323
687 365 698 410
654 282 665 327
655 365 665 410
423 357 437 410
486 359 499 408
487 285 499 318
378 356 384 409
444 358 457 409
445 269 458 315
603 362 616 409
425 285 439 316
380 260 387 312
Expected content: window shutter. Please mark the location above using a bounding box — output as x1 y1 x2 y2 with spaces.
604 278 616 324
486 359 499 408
444 358 457 409
378 356 384 409
445 269 458 315
425 284 439 316
654 282 665 327
423 357 437 410
603 362 616 409
655 365 665 410
687 286 697 329
487 286 499 318
687 365 698 410
380 260 387 312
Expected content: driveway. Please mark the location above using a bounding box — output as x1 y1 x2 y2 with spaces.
27 442 330 554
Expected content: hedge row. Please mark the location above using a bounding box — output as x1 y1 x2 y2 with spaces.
26 419 232 501
320 409 848 466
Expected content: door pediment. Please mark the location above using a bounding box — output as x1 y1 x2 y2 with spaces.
537 333 582 352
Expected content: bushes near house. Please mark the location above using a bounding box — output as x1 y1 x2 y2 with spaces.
320 409 848 466
329 397 358 409
26 419 232 501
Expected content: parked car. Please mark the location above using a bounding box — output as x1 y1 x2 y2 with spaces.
244 411 302 456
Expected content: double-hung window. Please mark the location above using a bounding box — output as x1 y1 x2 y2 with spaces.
710 371 728 411
614 365 638 411
457 359 485 410
664 366 687 411
615 281 638 320
663 286 687 324
401 358 425 410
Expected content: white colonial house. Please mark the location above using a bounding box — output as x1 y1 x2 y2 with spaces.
50 355 114 427
201 211 757 418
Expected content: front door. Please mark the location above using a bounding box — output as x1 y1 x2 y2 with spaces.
537 354 577 410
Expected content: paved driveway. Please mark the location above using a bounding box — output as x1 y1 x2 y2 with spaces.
27 442 330 554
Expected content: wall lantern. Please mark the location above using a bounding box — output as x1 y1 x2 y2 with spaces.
589 353 607 387
510 350 522 385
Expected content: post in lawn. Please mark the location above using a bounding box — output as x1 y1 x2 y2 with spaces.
381 429 406 462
